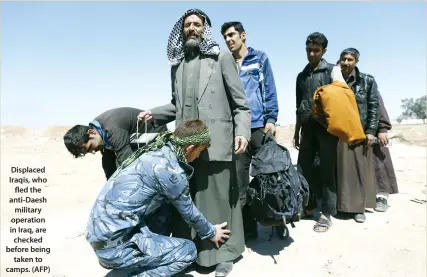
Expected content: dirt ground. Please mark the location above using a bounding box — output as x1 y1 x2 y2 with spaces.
1 124 426 277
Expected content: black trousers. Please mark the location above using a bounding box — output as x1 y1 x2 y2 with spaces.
297 119 338 216
101 143 140 180
235 127 265 231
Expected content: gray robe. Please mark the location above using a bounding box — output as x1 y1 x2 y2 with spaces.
337 141 376 213
150 51 251 267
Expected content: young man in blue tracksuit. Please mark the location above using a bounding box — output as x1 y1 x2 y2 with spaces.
221 21 279 239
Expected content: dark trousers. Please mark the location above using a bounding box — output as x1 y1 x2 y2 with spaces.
297 119 338 216
101 150 118 180
101 144 139 180
235 127 265 232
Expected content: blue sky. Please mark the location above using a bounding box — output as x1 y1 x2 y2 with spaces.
1 2 426 128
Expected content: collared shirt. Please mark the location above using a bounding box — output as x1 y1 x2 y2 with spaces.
345 69 357 87
234 57 244 71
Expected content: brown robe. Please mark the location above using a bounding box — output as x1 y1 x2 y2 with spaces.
373 94 399 194
336 81 378 214
337 140 376 213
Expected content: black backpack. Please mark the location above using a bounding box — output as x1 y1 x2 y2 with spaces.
247 130 310 238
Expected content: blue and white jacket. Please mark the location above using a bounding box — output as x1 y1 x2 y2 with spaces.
238 47 279 128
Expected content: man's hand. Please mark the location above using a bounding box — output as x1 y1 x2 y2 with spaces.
366 134 375 146
137 111 153 122
264 123 276 136
234 136 248 154
378 132 388 146
210 222 231 248
293 134 300 150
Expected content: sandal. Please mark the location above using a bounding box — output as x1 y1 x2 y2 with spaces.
313 216 332 233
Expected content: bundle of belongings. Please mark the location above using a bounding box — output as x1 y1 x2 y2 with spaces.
129 120 165 148
130 132 160 147
312 81 366 145
247 130 309 240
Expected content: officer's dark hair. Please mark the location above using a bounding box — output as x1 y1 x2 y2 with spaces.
63 125 91 158
173 119 209 140
306 32 328 49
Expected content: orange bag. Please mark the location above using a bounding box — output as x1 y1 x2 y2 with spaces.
312 81 366 145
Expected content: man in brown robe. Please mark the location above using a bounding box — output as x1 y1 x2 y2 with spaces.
336 48 379 223
373 94 399 212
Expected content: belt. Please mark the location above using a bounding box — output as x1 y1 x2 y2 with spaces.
90 232 134 251
98 260 113 270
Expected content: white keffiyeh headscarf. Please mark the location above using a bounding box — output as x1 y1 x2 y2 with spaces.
167 9 220 66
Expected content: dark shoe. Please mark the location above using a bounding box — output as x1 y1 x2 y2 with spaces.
215 261 233 277
375 197 388 212
354 213 366 223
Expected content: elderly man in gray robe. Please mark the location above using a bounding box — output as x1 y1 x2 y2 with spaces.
138 8 251 277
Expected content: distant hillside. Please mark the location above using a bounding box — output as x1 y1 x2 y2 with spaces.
1 124 426 147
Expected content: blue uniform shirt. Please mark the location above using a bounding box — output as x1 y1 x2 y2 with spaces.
86 142 216 244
